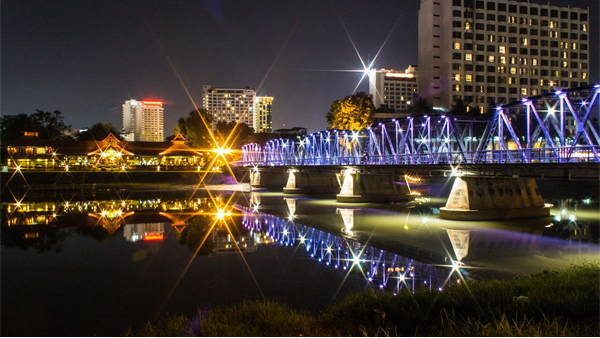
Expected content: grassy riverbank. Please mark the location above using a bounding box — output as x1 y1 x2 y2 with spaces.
125 263 599 337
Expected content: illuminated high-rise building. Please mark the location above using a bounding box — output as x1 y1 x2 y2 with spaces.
369 66 418 116
202 86 256 130
418 0 590 112
253 96 273 133
122 100 164 142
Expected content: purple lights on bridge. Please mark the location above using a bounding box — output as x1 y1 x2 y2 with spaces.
241 85 599 166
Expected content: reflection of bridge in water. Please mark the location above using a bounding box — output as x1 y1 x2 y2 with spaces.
238 204 461 294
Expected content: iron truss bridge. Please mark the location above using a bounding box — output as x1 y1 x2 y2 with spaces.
241 85 599 166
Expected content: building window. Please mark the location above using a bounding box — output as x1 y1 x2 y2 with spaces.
465 53 472 61
453 42 461 49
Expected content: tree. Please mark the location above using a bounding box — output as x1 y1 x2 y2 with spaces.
406 97 433 117
449 98 472 116
173 109 214 149
77 123 122 141
215 121 254 148
0 114 31 144
326 92 375 130
0 110 72 144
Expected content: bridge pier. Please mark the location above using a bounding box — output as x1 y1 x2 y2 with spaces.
283 169 340 194
249 167 289 190
337 169 414 203
439 177 551 220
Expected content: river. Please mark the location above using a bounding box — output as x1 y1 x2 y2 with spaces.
1 176 598 336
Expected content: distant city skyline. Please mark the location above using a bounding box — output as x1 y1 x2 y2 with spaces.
2 0 598 135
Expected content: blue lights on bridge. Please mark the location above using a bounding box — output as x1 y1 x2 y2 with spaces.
241 85 599 166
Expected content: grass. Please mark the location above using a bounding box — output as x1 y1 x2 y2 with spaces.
124 263 600 336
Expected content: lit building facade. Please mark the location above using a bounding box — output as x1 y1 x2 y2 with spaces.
202 86 256 130
418 0 590 111
122 100 164 142
253 96 274 133
368 66 419 116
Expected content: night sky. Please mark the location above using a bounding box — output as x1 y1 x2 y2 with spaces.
2 0 598 135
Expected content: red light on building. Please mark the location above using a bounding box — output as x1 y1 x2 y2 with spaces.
143 234 164 241
142 101 163 106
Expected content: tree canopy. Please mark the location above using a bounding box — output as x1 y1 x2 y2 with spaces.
1 110 72 144
215 121 254 149
326 92 375 130
173 109 214 149
77 123 122 141
449 98 473 116
406 97 434 117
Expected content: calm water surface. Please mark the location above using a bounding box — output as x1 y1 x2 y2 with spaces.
1 178 598 336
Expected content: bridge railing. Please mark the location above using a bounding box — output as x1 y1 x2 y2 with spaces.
236 145 600 167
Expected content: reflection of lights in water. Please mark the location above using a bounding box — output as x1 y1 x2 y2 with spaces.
239 205 457 296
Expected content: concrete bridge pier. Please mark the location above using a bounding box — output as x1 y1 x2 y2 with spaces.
283 169 340 194
249 169 262 188
439 176 551 220
336 169 414 203
249 167 288 190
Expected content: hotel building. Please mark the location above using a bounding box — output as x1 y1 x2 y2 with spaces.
202 86 256 130
418 0 590 112
122 100 164 141
368 65 419 117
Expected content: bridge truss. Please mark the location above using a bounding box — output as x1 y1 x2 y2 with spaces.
241 85 600 166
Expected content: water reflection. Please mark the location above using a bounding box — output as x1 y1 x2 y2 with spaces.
2 189 598 286
1 195 254 257
238 204 456 293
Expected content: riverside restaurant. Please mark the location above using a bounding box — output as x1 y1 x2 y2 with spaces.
3 130 206 171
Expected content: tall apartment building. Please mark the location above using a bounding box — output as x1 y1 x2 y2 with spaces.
122 100 164 142
202 86 274 132
202 86 256 130
253 96 274 132
368 65 419 116
418 0 590 112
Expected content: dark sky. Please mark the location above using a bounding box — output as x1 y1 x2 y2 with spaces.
2 0 598 134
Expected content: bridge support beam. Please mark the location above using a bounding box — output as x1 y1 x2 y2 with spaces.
283 169 340 194
439 177 551 220
336 170 414 203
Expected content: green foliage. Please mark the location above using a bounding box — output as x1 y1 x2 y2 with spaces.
326 92 375 130
173 109 214 149
435 311 591 336
215 121 254 148
0 110 72 144
449 97 474 116
123 313 191 337
406 97 433 117
77 122 122 141
201 300 316 336
125 263 600 337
